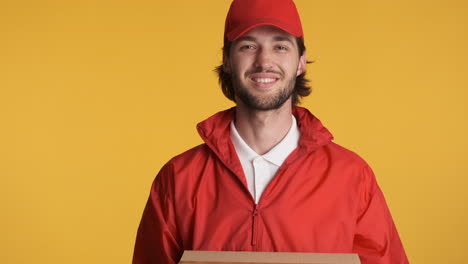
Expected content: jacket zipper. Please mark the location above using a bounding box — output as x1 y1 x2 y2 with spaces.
251 204 258 250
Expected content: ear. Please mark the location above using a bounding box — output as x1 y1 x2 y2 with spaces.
296 51 307 76
223 54 231 73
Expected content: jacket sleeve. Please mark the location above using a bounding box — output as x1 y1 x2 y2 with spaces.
133 162 183 264
353 165 409 264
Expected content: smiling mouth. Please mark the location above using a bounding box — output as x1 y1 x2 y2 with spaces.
252 78 277 83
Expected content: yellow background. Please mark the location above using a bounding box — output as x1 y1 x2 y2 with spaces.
1 0 467 263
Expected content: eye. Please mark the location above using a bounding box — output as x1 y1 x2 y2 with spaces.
276 45 289 51
240 44 256 50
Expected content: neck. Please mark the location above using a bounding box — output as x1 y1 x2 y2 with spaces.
234 100 294 155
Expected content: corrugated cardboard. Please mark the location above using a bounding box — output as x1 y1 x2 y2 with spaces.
179 250 361 264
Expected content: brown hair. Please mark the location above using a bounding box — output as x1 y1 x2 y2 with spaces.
214 37 312 105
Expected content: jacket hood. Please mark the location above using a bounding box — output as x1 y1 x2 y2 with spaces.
196 107 334 165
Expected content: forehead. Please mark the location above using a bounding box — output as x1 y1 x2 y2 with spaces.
236 25 296 42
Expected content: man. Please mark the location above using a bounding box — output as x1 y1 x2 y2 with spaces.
133 0 409 263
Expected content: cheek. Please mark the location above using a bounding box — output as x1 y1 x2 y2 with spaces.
232 61 251 76
279 56 300 71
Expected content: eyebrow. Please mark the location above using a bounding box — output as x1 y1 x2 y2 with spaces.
273 36 294 44
236 36 256 42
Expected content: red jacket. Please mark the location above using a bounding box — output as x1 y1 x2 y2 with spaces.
133 107 409 264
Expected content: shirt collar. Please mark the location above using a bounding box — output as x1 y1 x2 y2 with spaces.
230 120 259 161
230 116 300 166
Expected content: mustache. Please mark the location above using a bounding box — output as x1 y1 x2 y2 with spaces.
245 67 283 77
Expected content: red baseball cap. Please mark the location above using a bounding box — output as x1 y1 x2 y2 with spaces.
224 0 304 41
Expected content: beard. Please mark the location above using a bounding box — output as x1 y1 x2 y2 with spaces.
232 71 296 111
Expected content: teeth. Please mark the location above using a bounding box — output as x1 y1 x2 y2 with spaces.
254 78 276 83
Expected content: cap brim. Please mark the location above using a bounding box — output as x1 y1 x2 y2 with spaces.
226 21 303 41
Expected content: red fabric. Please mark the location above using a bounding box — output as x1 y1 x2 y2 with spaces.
133 107 409 264
224 0 304 41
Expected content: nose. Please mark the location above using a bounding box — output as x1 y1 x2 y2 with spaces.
254 47 274 70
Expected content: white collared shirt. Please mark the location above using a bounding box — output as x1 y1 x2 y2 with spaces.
230 116 300 204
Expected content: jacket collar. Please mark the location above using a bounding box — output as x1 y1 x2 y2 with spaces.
292 106 334 154
196 107 334 172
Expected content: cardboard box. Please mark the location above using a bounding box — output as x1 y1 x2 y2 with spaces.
179 250 361 264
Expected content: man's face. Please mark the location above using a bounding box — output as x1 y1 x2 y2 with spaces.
225 25 306 111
